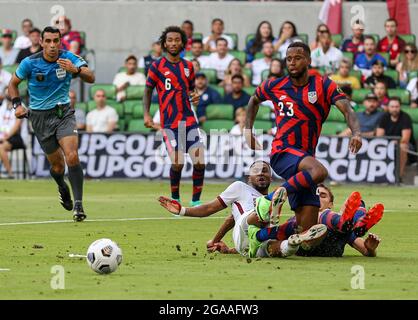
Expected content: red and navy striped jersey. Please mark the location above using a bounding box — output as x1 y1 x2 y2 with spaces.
146 57 197 129
255 75 346 156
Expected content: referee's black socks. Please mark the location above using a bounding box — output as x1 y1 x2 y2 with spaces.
68 164 84 202
50 168 67 189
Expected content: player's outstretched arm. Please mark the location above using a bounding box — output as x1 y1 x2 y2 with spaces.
351 233 381 257
158 196 225 217
335 99 362 154
244 95 263 150
8 74 28 119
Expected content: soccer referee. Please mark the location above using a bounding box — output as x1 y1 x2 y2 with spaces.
8 26 95 221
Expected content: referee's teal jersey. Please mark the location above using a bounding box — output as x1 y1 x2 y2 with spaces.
16 50 87 110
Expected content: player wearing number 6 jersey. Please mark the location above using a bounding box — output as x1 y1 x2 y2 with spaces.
245 42 363 236
144 26 205 207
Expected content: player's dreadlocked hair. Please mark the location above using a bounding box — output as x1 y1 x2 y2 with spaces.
159 26 187 52
287 41 311 57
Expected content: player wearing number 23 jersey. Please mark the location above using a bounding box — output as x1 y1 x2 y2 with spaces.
255 74 346 157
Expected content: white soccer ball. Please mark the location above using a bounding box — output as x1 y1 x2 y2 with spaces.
86 238 123 274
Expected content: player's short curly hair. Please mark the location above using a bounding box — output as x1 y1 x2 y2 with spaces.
159 26 187 52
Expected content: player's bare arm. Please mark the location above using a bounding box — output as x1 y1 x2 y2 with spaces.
8 74 28 119
244 95 263 150
158 196 225 217
143 86 155 129
189 89 200 107
335 98 362 154
57 59 95 83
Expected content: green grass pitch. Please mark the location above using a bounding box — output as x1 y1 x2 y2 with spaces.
0 179 417 299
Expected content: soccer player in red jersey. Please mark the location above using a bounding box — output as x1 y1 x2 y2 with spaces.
244 42 363 233
143 26 205 206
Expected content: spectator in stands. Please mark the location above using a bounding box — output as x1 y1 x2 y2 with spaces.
373 81 390 110
203 18 234 52
273 21 302 58
69 90 86 131
0 89 24 179
181 20 194 51
354 36 387 78
364 60 396 89
230 107 246 136
340 93 383 137
406 77 418 108
396 43 418 88
56 16 83 55
205 38 234 82
0 58 12 104
221 58 251 95
139 40 162 76
86 90 118 133
330 58 361 89
378 18 406 69
191 59 201 74
245 21 275 64
194 72 222 124
250 41 274 86
223 74 251 117
377 97 417 180
13 19 33 50
0 30 19 66
311 32 343 73
113 55 146 102
341 20 365 56
267 58 285 79
309 23 330 51
188 39 209 67
15 28 42 64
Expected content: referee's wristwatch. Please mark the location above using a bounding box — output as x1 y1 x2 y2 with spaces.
12 97 22 109
74 67 82 76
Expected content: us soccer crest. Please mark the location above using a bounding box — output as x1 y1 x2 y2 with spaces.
184 68 190 78
56 68 66 80
308 91 317 104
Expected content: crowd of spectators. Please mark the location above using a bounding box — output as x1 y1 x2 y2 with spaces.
1 15 418 180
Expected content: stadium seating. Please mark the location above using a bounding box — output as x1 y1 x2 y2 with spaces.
192 32 203 40
298 33 308 44
225 33 238 50
123 100 141 117
403 108 418 123
87 100 124 117
388 89 410 104
209 85 224 98
400 34 416 45
245 34 255 47
413 123 418 143
200 68 218 84
254 120 272 132
350 70 362 82
89 84 117 100
118 119 126 131
125 85 146 100
75 102 88 113
342 51 354 64
202 120 235 132
127 119 150 133
205 104 234 120
230 50 246 65
255 106 272 121
331 34 343 48
408 71 418 82
243 86 256 96
378 52 390 65
243 67 253 82
321 121 347 135
261 69 269 82
384 69 399 84
3 64 18 74
352 89 372 104
327 106 345 122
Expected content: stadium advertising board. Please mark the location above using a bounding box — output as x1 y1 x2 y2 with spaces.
31 133 398 183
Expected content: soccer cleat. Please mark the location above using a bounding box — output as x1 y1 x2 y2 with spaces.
352 203 384 237
269 187 287 226
58 183 73 211
290 224 328 251
73 202 86 222
189 200 202 207
248 225 262 258
338 191 362 233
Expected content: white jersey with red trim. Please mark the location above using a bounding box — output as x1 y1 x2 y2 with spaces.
217 181 263 222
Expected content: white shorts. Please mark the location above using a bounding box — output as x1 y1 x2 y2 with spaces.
232 211 251 256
